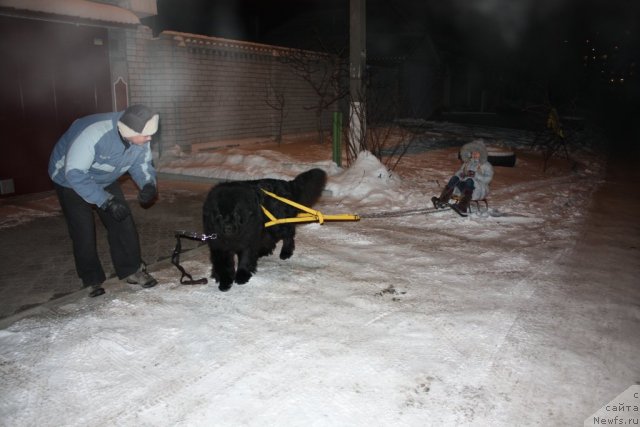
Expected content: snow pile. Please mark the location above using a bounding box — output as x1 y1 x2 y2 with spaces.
326 151 402 202
160 148 340 182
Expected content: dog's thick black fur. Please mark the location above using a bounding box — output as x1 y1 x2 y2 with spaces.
203 168 327 291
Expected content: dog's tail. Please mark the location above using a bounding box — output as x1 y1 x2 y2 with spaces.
292 168 327 207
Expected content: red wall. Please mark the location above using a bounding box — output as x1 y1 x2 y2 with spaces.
0 16 112 195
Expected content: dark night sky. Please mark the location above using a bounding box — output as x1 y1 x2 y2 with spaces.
144 0 639 134
147 0 344 45
147 0 637 58
146 0 638 83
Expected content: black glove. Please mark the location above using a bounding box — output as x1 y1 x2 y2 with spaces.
102 198 131 222
138 183 157 206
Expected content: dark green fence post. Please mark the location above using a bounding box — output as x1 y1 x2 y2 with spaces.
332 111 342 167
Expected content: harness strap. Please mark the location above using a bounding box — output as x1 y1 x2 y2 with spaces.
171 230 216 285
260 188 359 227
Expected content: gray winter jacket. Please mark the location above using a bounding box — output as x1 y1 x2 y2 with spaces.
454 140 493 200
48 111 156 208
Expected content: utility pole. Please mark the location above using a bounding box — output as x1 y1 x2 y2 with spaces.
349 0 366 152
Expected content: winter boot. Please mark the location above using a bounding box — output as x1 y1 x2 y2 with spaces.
452 188 473 216
432 185 455 209
125 263 158 288
84 283 105 298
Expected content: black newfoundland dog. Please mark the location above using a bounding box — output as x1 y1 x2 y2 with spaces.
203 168 327 291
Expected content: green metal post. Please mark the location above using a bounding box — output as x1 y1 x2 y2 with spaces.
332 111 342 167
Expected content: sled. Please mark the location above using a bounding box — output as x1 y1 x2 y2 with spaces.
430 195 489 217
450 194 489 215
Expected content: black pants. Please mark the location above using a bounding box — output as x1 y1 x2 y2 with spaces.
446 176 475 193
55 182 141 287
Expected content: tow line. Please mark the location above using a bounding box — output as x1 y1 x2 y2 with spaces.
358 206 442 218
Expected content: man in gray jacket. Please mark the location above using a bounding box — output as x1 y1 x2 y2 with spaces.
49 105 160 297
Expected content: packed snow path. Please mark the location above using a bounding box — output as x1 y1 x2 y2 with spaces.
1 143 637 426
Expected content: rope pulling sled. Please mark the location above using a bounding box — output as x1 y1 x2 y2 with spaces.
172 188 360 284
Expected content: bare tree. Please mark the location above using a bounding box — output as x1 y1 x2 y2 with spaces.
278 47 349 144
344 84 418 172
265 79 287 145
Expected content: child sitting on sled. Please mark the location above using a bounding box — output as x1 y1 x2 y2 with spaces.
432 139 494 215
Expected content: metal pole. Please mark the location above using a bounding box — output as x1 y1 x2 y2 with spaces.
332 111 342 166
349 0 366 153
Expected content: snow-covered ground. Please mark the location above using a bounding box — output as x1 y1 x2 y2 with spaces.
1 133 636 426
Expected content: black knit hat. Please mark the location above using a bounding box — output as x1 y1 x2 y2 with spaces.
117 104 159 137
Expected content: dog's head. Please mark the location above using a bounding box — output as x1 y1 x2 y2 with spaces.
203 183 262 238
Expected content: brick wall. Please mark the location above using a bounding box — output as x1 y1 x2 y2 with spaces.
118 27 336 156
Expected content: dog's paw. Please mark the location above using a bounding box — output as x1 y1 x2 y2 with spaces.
216 274 234 291
235 269 252 284
279 248 293 260
218 281 233 292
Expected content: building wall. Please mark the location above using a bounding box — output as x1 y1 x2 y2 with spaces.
0 15 113 195
0 4 336 194
114 26 335 155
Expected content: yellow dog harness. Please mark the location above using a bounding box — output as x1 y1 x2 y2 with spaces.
260 189 360 228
